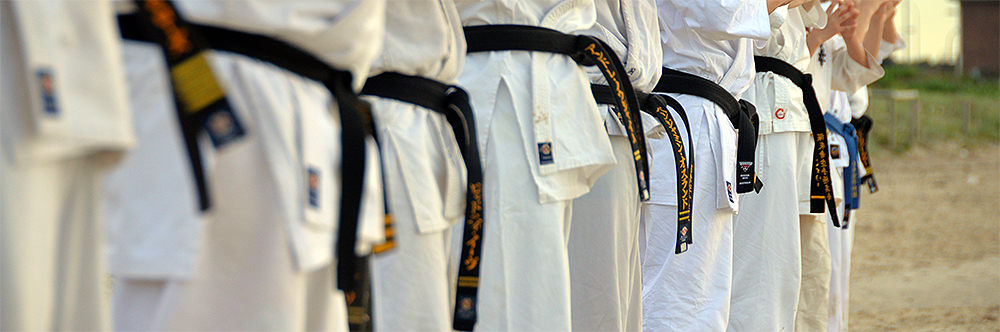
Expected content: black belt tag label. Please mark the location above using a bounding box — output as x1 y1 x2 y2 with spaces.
864 176 879 193
735 100 763 194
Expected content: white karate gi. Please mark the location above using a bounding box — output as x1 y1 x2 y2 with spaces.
455 1 616 330
798 32 884 332
364 1 467 330
731 5 827 331
642 1 769 331
570 1 661 330
106 1 387 330
824 86 863 332
1 1 133 330
826 35 904 332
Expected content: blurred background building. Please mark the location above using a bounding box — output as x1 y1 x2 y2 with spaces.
959 0 999 76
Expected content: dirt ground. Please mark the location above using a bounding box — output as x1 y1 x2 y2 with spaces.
849 142 1000 331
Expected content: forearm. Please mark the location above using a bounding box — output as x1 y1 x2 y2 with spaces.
767 0 792 13
882 14 898 43
843 34 870 68
863 14 887 59
808 28 836 55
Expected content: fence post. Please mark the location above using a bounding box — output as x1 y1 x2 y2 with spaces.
890 98 897 149
964 101 972 134
911 99 921 141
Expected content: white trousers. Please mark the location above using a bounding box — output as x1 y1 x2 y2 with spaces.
111 135 349 331
369 98 462 332
827 165 855 332
728 132 812 332
568 135 642 332
796 214 831 332
641 109 734 331
470 84 574 331
1 154 113 331
110 52 351 332
826 213 854 332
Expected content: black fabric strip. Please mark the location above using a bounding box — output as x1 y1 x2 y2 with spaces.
465 25 584 62
591 84 649 108
656 67 741 122
362 73 451 114
443 89 485 332
754 56 839 225
119 11 371 291
654 67 763 194
328 74 371 296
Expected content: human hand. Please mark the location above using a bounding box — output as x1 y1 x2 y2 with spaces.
882 1 898 21
830 0 861 40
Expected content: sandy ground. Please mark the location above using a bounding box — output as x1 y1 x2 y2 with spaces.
849 142 1000 331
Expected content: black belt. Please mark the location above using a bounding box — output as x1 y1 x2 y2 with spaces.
593 85 694 254
117 2 372 298
654 67 764 194
458 24 649 331
754 56 839 225
850 115 878 193
361 73 485 331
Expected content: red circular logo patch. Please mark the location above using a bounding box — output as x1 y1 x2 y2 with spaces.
775 108 786 119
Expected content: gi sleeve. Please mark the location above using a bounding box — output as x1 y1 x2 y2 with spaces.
666 0 770 41
849 86 869 118
877 36 906 63
829 44 884 94
176 0 387 91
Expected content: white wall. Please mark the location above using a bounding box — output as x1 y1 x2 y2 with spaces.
889 0 962 64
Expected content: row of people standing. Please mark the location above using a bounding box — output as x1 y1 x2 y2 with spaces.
0 0 902 331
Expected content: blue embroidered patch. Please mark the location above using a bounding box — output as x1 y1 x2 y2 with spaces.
308 168 320 208
455 294 477 320
36 69 58 115
203 106 246 148
538 142 554 165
